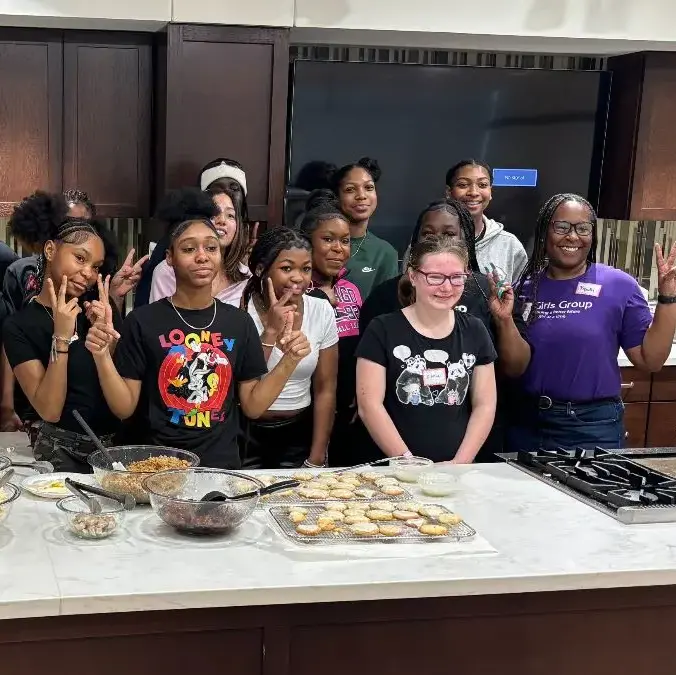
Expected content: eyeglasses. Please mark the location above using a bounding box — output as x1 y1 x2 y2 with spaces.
414 269 468 287
551 220 594 237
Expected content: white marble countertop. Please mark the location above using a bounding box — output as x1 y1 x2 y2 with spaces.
619 344 676 367
5 435 676 621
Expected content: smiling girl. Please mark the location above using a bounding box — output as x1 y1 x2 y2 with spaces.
331 157 399 299
86 189 310 469
357 234 497 463
241 228 339 469
3 203 121 472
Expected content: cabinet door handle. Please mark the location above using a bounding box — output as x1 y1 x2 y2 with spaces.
621 382 635 389
625 431 630 438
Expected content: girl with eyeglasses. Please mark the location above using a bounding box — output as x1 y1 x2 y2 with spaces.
506 193 676 452
356 234 497 463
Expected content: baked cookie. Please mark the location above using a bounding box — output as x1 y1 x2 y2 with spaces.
367 509 395 521
344 508 369 518
298 488 330 500
360 471 381 482
292 471 314 482
438 513 462 526
393 510 419 521
288 510 307 524
324 502 347 512
339 472 358 481
396 501 423 513
345 501 369 511
330 489 355 500
375 477 398 488
296 523 322 536
378 524 402 537
355 488 377 499
370 501 395 512
419 505 445 518
406 518 427 529
380 485 405 497
287 506 308 515
320 510 345 522
349 522 379 536
344 515 370 525
317 516 338 531
419 523 449 536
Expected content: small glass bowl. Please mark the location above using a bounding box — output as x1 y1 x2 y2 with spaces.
56 495 125 540
417 470 458 497
0 483 21 525
390 456 433 483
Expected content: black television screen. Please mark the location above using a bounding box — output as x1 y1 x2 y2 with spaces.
288 61 609 256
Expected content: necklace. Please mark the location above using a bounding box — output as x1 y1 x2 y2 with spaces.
169 297 218 330
32 298 79 335
352 231 369 258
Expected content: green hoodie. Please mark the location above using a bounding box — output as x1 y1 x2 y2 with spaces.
346 231 400 299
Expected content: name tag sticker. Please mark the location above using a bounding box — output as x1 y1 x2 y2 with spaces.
423 368 447 387
576 282 602 297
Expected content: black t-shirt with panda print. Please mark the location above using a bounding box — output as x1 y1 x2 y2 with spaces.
356 309 497 462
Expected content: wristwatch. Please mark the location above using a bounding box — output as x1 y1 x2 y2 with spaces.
657 294 676 304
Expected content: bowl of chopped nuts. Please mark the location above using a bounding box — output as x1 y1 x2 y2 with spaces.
56 495 125 540
88 446 199 505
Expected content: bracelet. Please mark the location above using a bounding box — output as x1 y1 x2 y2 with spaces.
55 349 69 354
53 335 72 343
261 342 276 348
303 458 327 468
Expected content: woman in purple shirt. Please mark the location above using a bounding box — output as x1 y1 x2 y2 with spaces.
506 193 676 452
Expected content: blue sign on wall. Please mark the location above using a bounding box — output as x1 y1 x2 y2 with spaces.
492 168 538 187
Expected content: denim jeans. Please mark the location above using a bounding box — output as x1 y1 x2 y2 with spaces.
506 397 625 453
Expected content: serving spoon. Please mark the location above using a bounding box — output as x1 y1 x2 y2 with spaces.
72 410 126 471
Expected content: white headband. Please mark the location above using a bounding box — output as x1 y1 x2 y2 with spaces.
200 162 247 195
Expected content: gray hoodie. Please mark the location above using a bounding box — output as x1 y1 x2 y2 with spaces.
401 216 528 284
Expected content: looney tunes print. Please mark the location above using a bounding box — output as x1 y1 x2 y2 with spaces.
392 346 477 407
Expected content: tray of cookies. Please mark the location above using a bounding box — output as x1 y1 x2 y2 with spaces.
255 470 413 506
267 500 476 544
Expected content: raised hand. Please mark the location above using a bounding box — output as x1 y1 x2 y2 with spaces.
243 222 259 264
265 277 295 342
486 273 515 322
109 248 149 300
85 275 120 355
47 276 81 338
656 242 676 297
279 330 311 364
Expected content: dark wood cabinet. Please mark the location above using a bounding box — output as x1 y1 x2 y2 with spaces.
156 24 289 224
620 366 651 403
623 402 648 448
599 52 676 220
0 29 63 216
63 33 152 217
646 401 676 447
0 29 151 218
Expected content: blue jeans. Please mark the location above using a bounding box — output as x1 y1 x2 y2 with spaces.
506 397 625 452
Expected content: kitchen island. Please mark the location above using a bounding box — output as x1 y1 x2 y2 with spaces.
4 450 676 675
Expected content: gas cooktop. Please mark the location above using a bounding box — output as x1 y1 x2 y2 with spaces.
498 447 676 524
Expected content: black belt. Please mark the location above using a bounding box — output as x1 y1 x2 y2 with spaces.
534 395 621 411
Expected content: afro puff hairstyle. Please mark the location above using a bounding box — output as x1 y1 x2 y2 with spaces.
155 187 219 242
9 191 69 249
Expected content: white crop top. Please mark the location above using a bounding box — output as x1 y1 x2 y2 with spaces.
248 294 339 411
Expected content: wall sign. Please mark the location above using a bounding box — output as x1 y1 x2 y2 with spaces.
492 168 538 187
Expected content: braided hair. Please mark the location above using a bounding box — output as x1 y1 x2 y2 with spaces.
241 228 311 310
515 193 597 325
9 191 116 293
63 189 96 217
407 199 479 273
299 191 349 239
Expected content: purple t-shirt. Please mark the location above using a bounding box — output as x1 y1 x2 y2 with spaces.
519 263 652 401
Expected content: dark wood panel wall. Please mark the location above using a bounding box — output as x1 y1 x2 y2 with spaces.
599 52 676 221
155 24 289 226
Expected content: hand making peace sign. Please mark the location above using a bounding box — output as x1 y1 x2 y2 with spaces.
109 248 149 301
84 275 121 356
656 242 676 298
46 276 81 339
265 277 296 343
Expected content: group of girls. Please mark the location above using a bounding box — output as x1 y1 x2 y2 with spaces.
2 153 676 474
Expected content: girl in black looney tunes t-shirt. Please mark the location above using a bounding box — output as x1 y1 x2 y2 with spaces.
84 188 311 468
